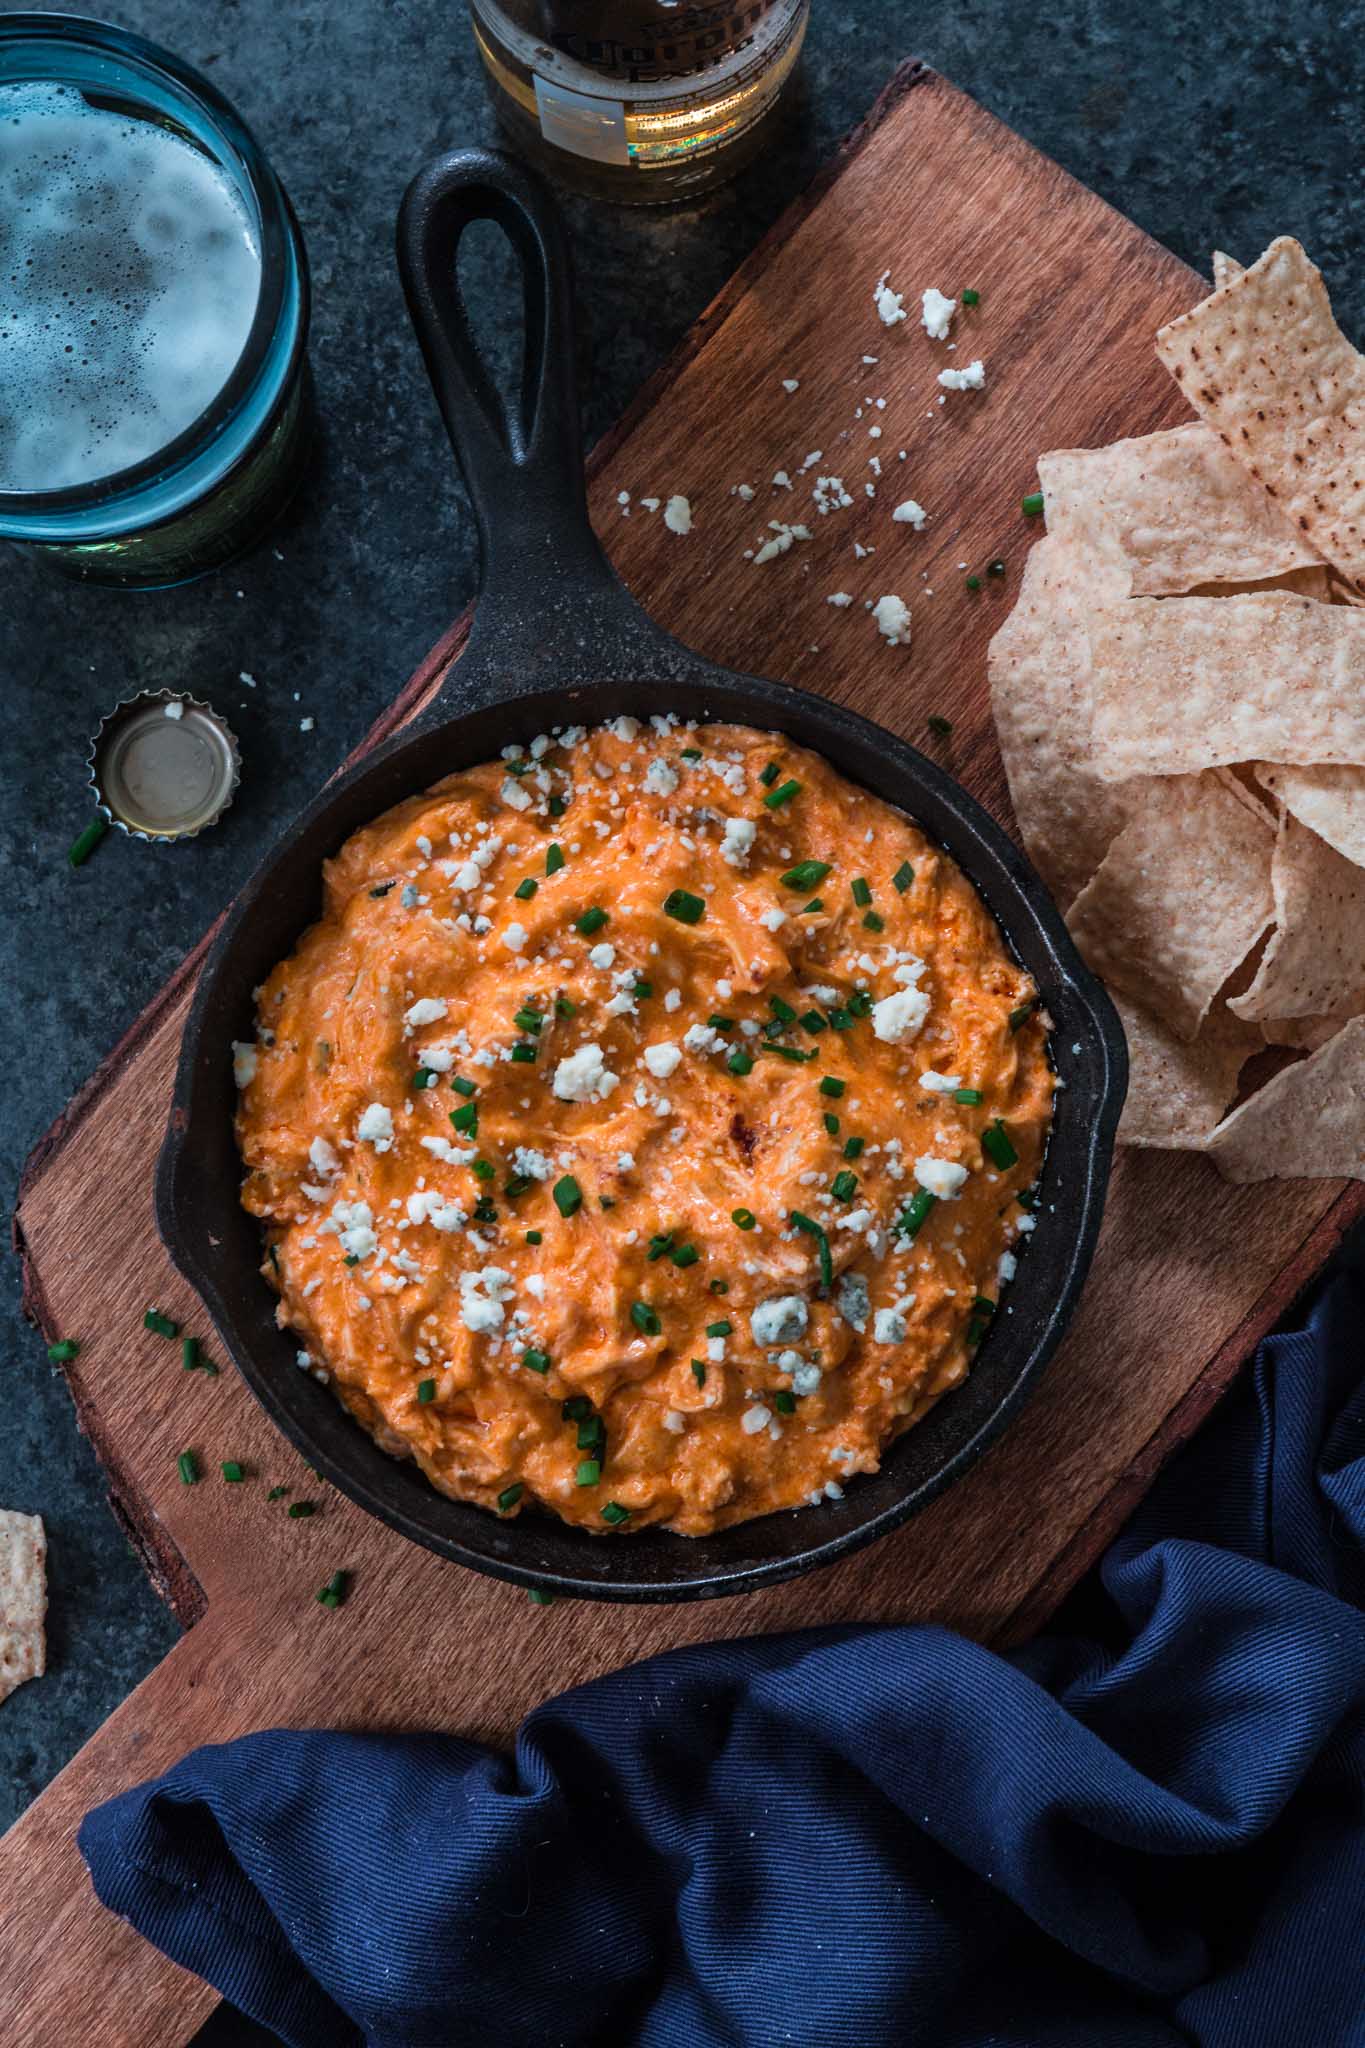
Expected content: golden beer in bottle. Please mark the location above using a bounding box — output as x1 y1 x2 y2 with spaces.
468 0 809 201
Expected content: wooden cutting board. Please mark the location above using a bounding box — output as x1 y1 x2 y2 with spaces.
7 62 1362 2046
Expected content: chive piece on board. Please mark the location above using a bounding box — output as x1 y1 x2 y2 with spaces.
927 715 953 739
529 1588 556 1606
731 1208 756 1231
221 1461 245 1483
663 888 706 924
68 816 109 868
893 861 915 893
288 1501 316 1519
417 1378 437 1404
266 1485 289 1502
177 1451 198 1486
983 1119 1019 1170
961 287 981 306
789 1210 833 1289
630 1300 661 1335
498 1483 524 1513
965 574 982 592
897 1189 937 1239
47 1339 80 1364
553 1175 582 1218
780 859 832 891
144 1309 178 1339
316 1569 349 1610
763 778 801 810
1022 491 1045 517
601 1502 630 1526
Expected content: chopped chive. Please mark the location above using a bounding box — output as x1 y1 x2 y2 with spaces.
545 842 565 875
670 1243 700 1269
851 877 872 907
848 991 873 1018
522 1348 551 1374
819 1076 845 1098
576 1417 603 1449
790 1210 833 1289
827 1007 853 1030
576 906 608 936
510 1042 538 1064
962 287 981 306
514 876 538 901
955 1087 983 1105
46 1339 80 1364
505 1173 533 1197
555 996 576 1017
600 1197 616 1211
801 899 824 914
897 1189 937 1239
773 1390 797 1416
709 1278 729 1294
181 1338 200 1372
316 1570 349 1610
893 861 915 892
513 1004 542 1034
758 1042 814 1064
691 1359 707 1387
760 760 781 786
344 1254 360 1268
525 1229 543 1245
706 1319 732 1338
647 1231 675 1262
769 994 798 1025
450 1101 478 1136
633 979 653 999
505 758 530 775
630 1301 661 1335
708 1014 735 1032
529 1588 556 1605
681 747 702 761
266 1485 289 1502
221 1461 245 1483
561 1395 592 1421
862 911 885 932
823 1112 840 1136
288 1501 316 1519
1022 491 1045 517
369 880 396 898
983 1120 1019 1169
663 888 706 924
177 1450 198 1486
498 1483 524 1513
965 574 982 592
781 860 832 890
800 1009 828 1035
452 1075 477 1098
1009 996 1039 1031
471 1157 495 1180
548 793 568 818
927 715 953 739
144 1309 178 1339
842 1136 865 1161
553 1175 582 1217
601 1501 631 1526
472 1195 498 1223
988 558 1007 577
576 1459 601 1487
763 778 801 809
974 1296 997 1316
831 1170 858 1202
727 1048 754 1076
417 1378 437 1404
68 816 108 867
411 1067 437 1090
731 1208 756 1231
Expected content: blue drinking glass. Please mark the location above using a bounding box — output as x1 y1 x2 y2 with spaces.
0 13 311 586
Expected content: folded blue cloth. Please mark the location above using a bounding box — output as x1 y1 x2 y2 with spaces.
80 1272 1365 2048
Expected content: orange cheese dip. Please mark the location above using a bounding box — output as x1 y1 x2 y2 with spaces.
235 718 1053 1536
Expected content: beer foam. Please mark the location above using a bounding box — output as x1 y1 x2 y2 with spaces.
0 84 262 492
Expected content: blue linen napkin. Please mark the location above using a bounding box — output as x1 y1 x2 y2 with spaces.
80 1271 1365 2048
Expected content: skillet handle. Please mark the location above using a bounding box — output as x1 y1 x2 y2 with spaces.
397 146 655 702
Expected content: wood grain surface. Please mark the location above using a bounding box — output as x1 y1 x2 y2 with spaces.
7 62 1362 2045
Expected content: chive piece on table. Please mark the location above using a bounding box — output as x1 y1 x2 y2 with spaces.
851 877 872 907
553 1175 582 1218
316 1570 349 1610
927 715 953 739
221 1461 245 1483
691 1359 707 1387
965 574 982 592
731 1208 756 1231
529 1588 556 1606
47 1339 80 1364
417 1378 437 1404
630 1301 661 1335
144 1309 178 1339
177 1451 198 1486
576 906 608 936
893 861 915 893
601 1502 630 1526
514 877 538 901
68 816 109 868
780 859 832 891
897 1189 938 1239
983 1119 1019 1170
545 843 565 875
1022 491 1044 517
288 1501 316 1519
498 1483 524 1513
266 1485 289 1502
819 1076 845 1098
763 778 801 810
955 1087 983 1105
789 1210 833 1289
961 287 981 306
522 1347 551 1374
663 888 706 924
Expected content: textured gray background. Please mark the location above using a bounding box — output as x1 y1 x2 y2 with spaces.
2 0 1362 1917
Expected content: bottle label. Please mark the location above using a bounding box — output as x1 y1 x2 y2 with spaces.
533 75 630 163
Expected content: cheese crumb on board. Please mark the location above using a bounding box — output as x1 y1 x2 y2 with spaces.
921 287 956 340
938 360 986 392
873 594 912 647
663 495 692 535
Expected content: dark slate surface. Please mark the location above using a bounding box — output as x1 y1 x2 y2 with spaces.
3 0 1363 1888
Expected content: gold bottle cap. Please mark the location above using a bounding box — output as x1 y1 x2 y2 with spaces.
88 691 241 842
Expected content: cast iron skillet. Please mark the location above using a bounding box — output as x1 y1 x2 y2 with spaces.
157 147 1127 1604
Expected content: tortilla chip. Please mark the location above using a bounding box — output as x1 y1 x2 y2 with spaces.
1227 816 1365 1023
1156 237 1365 593
1211 250 1244 291
1207 1017 1365 1182
0 1510 46 1706
1067 773 1275 1040
1255 762 1365 868
987 532 1138 908
1086 593 1365 781
1262 1012 1361 1053
1038 424 1322 596
1116 994 1259 1149
1188 564 1332 600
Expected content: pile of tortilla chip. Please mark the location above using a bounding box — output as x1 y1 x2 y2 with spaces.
990 238 1365 1182
0 1509 46 1707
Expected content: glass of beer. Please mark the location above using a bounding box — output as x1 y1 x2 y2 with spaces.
0 15 311 587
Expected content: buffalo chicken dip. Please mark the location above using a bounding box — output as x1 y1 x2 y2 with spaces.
235 719 1052 1536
